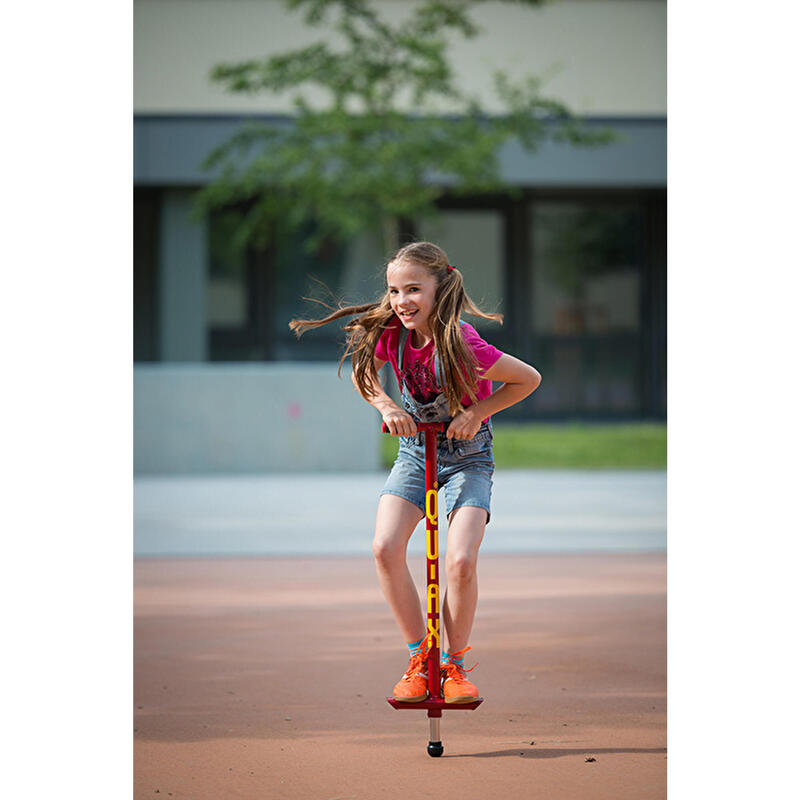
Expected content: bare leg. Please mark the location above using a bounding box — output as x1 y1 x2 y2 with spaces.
372 494 426 643
442 506 487 654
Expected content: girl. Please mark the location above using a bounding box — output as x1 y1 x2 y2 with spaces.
290 241 541 703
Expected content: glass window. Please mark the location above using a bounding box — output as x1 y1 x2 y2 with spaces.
205 205 391 361
274 227 386 338
530 202 644 415
134 188 160 361
271 224 388 360
418 210 504 330
207 209 248 330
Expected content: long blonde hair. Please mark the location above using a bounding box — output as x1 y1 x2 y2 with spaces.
289 242 503 416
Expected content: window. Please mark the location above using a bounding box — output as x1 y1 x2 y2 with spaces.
133 188 160 362
207 209 249 330
418 210 505 331
206 209 388 361
272 224 387 360
529 201 645 415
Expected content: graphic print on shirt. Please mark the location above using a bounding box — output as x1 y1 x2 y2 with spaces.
402 359 440 403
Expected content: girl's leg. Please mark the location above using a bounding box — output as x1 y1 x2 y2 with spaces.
372 494 426 643
442 506 487 654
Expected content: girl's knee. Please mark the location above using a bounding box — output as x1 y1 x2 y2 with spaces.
445 551 478 583
372 534 406 568
373 497 422 567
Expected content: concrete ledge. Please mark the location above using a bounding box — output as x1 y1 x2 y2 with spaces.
134 363 380 474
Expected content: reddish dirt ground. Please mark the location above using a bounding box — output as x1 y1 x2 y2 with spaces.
134 553 666 799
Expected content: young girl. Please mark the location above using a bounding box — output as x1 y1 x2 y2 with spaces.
290 241 541 703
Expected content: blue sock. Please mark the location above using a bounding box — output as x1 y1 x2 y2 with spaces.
442 650 465 668
407 637 425 656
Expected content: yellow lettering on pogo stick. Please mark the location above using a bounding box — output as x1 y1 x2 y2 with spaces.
427 528 438 561
427 582 439 614
426 489 438 523
426 489 438 559
425 488 440 649
426 583 440 648
427 619 440 649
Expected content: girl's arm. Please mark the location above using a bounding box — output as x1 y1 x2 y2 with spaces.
352 357 418 437
446 354 542 440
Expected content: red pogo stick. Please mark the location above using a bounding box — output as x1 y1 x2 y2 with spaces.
382 421 483 758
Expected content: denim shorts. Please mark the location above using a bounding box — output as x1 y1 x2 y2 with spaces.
380 423 494 523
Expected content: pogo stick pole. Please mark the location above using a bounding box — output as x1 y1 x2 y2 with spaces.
422 421 444 754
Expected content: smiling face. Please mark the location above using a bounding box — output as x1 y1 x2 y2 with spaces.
386 259 439 344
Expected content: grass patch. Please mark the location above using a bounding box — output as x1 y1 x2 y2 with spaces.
380 423 667 470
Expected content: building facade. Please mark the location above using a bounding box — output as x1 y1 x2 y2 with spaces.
134 0 667 462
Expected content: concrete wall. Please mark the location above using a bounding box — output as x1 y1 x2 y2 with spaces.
134 363 381 474
134 0 666 116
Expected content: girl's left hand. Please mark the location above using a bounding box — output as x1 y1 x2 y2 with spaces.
446 408 481 441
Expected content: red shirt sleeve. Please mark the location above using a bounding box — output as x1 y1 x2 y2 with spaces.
375 318 401 362
375 326 391 363
460 322 503 375
375 319 402 388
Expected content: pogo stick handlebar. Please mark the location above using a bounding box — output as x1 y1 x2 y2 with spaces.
380 421 445 435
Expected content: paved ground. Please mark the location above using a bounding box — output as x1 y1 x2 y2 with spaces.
134 469 666 556
135 553 667 799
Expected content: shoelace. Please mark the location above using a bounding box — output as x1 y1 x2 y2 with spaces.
441 646 478 682
402 644 430 680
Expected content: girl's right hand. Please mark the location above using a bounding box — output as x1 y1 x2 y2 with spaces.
382 408 417 437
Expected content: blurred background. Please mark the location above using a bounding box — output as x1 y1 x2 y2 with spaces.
133 0 666 555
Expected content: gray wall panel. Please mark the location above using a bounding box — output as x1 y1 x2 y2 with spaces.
134 115 666 188
134 363 381 474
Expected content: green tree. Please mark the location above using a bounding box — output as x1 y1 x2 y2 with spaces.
197 0 613 253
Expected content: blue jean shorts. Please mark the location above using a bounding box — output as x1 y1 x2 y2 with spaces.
380 423 495 523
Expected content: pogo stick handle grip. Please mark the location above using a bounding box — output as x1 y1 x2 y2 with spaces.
381 421 446 434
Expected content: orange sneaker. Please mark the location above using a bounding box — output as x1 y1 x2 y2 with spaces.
392 643 430 702
441 647 479 703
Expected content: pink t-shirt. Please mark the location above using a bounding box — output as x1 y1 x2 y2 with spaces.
375 318 503 413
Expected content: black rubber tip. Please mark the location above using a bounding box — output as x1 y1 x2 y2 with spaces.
427 741 444 758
